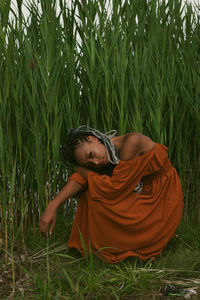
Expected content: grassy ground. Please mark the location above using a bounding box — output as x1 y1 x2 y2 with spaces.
0 217 200 300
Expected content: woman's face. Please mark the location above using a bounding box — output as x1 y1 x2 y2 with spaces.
75 136 110 168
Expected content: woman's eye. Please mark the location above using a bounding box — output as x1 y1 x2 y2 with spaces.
89 152 93 159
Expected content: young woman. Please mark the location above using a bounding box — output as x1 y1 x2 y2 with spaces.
39 126 183 263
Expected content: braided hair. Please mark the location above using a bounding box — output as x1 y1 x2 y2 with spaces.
61 126 120 176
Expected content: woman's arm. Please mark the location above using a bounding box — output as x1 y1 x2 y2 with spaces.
75 166 90 181
39 180 83 237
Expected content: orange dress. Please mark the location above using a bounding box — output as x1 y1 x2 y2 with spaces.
67 143 183 263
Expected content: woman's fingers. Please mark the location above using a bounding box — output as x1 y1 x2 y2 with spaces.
49 218 56 235
39 205 57 238
39 214 56 237
39 219 49 238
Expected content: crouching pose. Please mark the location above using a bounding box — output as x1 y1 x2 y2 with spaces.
39 126 183 263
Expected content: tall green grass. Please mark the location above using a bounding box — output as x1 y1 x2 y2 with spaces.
0 0 200 252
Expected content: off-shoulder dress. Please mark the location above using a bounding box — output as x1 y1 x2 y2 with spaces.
67 143 183 263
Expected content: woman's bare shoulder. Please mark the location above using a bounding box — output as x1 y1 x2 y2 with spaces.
113 132 156 160
133 133 156 154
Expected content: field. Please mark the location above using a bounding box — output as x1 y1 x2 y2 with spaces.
0 0 200 299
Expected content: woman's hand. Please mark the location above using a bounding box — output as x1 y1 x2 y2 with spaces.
39 202 57 238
